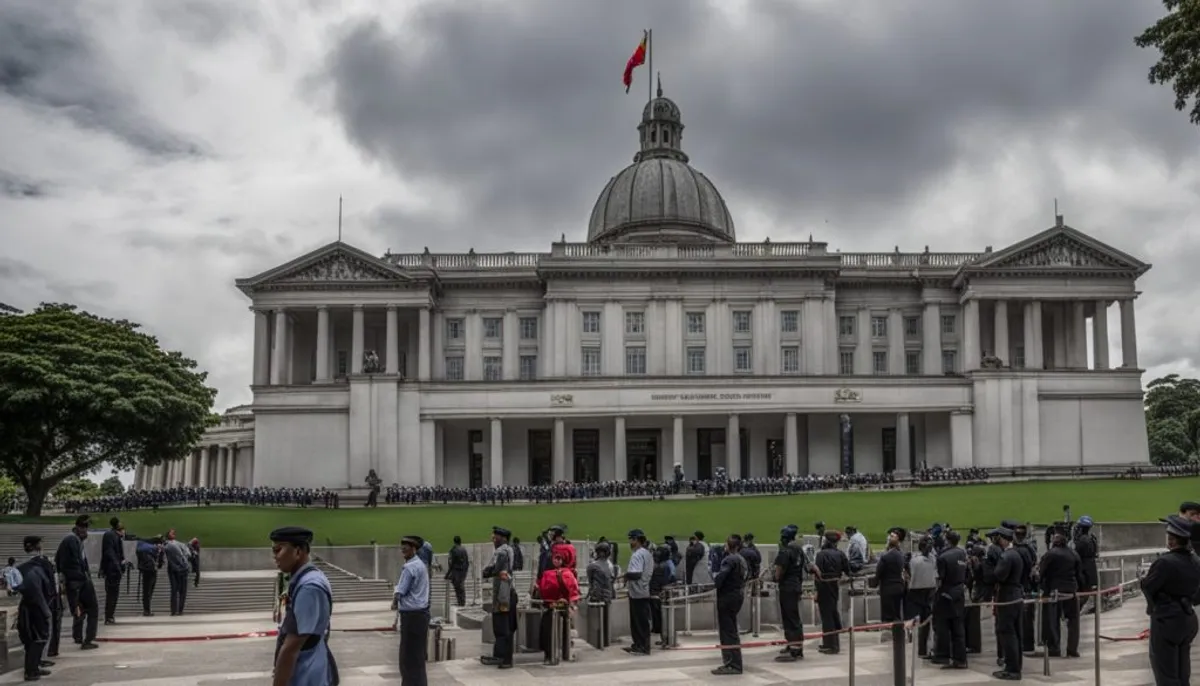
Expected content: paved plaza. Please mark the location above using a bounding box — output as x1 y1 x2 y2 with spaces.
0 597 1180 685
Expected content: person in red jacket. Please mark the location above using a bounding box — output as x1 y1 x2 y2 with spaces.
548 525 577 572
538 552 580 664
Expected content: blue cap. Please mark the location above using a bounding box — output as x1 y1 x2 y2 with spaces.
1078 516 1093 527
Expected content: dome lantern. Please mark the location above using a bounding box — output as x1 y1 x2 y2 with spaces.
635 75 687 164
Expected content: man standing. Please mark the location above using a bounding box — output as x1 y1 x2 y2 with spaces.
135 536 163 616
1010 522 1038 654
395 535 430 686
1072 516 1099 613
711 534 748 676
271 527 335 686
480 526 517 669
445 536 469 607
623 529 654 655
846 525 869 574
54 515 99 650
1037 533 1083 658
813 530 850 655
905 535 938 657
774 524 806 662
874 526 907 658
100 517 125 625
163 530 193 616
931 530 968 669
991 526 1024 681
17 536 54 681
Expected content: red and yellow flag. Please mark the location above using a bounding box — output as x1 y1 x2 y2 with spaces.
623 31 648 93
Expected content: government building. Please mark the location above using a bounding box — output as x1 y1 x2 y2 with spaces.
134 87 1152 491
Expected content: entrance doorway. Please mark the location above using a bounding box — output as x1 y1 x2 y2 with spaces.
573 429 600 483
528 429 551 485
626 429 660 481
766 439 784 478
697 428 720 480
468 429 484 488
880 428 918 473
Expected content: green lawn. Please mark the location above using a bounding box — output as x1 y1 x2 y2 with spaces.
12 478 1197 548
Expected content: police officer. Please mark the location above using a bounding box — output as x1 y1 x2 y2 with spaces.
1037 532 1083 658
991 526 1024 681
814 530 850 655
1072 516 1099 609
270 526 336 686
54 515 99 650
774 524 806 661
623 528 654 655
741 533 762 583
445 536 469 607
1141 515 1200 685
931 529 968 669
1010 522 1038 654
16 536 54 681
100 517 125 626
481 526 517 669
712 534 748 675
905 535 938 657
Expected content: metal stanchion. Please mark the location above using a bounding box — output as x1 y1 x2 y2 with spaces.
1042 593 1055 677
751 581 761 637
373 543 379 580
562 607 572 663
683 589 693 636
1093 589 1102 686
847 599 857 686
909 619 918 685
548 607 561 665
664 591 676 648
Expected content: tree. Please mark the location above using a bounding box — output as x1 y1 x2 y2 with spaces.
51 477 100 503
1135 0 1200 124
0 304 216 515
1144 374 1200 464
98 475 125 497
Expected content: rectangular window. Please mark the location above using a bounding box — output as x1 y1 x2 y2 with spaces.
733 310 752 334
871 316 888 338
941 314 956 337
904 316 920 338
446 318 465 341
624 311 645 335
1014 345 1025 369
445 356 464 381
734 346 753 373
519 316 538 340
483 356 502 380
519 355 537 380
839 350 855 375
483 317 502 339
581 347 601 376
686 312 706 335
905 351 921 375
337 350 349 377
686 346 706 375
781 346 800 374
942 350 957 374
780 310 800 333
582 311 601 334
624 346 646 375
839 315 856 337
873 351 888 375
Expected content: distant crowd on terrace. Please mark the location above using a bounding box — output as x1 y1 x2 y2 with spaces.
62 486 327 514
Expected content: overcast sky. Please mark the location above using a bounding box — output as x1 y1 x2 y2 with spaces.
3 1 1198 482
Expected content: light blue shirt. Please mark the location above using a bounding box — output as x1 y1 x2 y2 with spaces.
286 564 332 686
394 556 430 612
4 565 21 592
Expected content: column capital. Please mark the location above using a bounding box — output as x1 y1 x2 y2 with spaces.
386 304 398 312
351 304 364 311
950 407 974 417
316 304 330 312
785 411 797 418
672 414 684 421
727 412 740 419
489 416 502 424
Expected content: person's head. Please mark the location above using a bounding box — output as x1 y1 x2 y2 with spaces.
1180 502 1200 522
1013 523 1028 542
693 530 705 542
401 535 423 561
6 557 14 566
549 525 566 543
269 527 314 574
887 527 907 548
991 528 1014 549
73 515 90 540
917 536 933 555
1051 534 1067 548
845 525 858 537
945 530 961 548
491 526 511 547
1077 515 1093 531
725 534 743 554
189 538 200 551
628 528 647 550
823 531 841 549
453 535 462 546
109 516 121 530
166 528 177 541
594 542 610 559
1164 515 1194 550
743 533 755 546
512 536 521 545
552 552 566 568
780 525 798 544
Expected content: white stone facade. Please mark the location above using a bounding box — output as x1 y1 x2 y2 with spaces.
132 221 1154 491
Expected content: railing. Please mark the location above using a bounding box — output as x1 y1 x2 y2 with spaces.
838 252 982 268
383 252 542 270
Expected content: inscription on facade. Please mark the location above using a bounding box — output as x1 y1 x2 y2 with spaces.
649 392 774 402
550 394 574 407
833 388 863 404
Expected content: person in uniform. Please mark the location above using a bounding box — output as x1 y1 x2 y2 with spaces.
445 535 469 607
135 536 164 616
774 524 806 661
270 526 335 686
54 515 99 650
1072 516 1099 612
1010 522 1038 654
622 528 654 655
1141 515 1200 685
873 527 907 645
16 536 54 682
814 530 850 655
712 534 748 676
905 535 938 657
480 526 517 669
395 535 430 685
931 529 968 669
100 517 125 626
586 542 615 648
991 526 1024 681
1037 532 1083 658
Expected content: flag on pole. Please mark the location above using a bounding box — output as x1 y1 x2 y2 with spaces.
623 31 648 93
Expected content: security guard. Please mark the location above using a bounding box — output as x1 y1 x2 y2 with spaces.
1010 521 1038 654
1141 515 1200 685
16 536 54 681
931 529 968 669
711 534 748 675
774 525 806 661
480 526 517 669
1072 516 1099 604
991 526 1024 681
813 530 850 655
270 526 336 686
1037 532 1083 657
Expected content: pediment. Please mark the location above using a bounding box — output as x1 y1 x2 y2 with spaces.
237 242 411 292
970 226 1148 274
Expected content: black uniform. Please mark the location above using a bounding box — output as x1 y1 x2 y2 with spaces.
100 527 125 622
713 550 748 673
774 540 806 660
1073 531 1099 592
135 542 163 616
1037 544 1083 656
1140 547 1200 685
1013 538 1037 652
874 547 907 631
814 544 850 653
55 533 99 647
446 543 469 607
932 545 968 666
993 546 1025 677
16 558 53 679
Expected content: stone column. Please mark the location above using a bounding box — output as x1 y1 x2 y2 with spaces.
552 418 565 482
896 413 911 474
993 300 1009 364
1120 299 1138 368
922 302 941 375
887 308 904 375
614 416 627 482
133 464 144 490
672 415 684 471
502 309 519 380
351 306 365 374
854 307 871 374
184 452 195 487
1052 304 1067 368
950 410 974 469
199 447 209 487
1072 301 1087 368
489 418 504 486
253 310 270 386
541 298 556 378
1093 300 1110 370
726 414 741 479
418 306 432 381
785 412 799 476
385 306 400 374
1023 301 1043 370
226 446 237 487
962 299 980 371
824 296 839 375
465 310 482 380
315 306 331 382
216 447 227 486
270 309 288 384
420 419 436 486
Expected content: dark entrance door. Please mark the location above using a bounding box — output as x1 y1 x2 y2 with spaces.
573 429 600 483
696 428 720 480
469 429 484 488
739 428 750 478
626 429 660 481
528 429 552 485
881 428 897 473
766 439 784 478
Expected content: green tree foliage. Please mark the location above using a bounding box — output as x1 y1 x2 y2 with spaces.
1135 0 1200 124
51 477 100 503
0 475 18 505
98 475 125 497
1145 374 1200 464
0 304 216 515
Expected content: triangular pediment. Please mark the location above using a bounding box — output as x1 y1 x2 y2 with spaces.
237 242 411 292
970 225 1149 274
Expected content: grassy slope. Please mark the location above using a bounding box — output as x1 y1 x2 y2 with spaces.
10 478 1195 547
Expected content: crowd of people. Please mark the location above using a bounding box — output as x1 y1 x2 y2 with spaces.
913 467 991 483
63 486 328 513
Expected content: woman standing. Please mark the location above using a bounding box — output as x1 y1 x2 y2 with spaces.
538 553 580 664
1140 515 1200 685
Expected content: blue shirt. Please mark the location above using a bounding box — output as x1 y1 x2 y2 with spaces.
284 564 333 686
394 556 430 612
4 565 21 592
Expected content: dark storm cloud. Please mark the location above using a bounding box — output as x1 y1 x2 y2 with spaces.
0 256 117 304
0 1 205 158
0 170 47 198
321 0 1191 244
122 224 290 261
149 1 260 46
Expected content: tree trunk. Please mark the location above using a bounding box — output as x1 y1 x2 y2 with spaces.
23 482 49 517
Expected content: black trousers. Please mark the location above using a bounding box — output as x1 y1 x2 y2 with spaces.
995 602 1023 674
880 589 906 678
398 609 429 686
629 597 653 653
650 597 663 636
904 588 933 656
168 569 189 615
1149 612 1198 686
47 602 62 657
103 572 121 621
932 594 967 665
965 603 982 653
539 609 570 662
141 570 158 614
816 586 842 652
717 595 744 671
490 591 518 666
448 572 466 606
1041 595 1080 655
66 580 98 644
778 587 804 656
1020 594 1036 651
17 609 48 678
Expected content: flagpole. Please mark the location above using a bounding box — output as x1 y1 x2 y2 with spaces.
647 28 653 108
